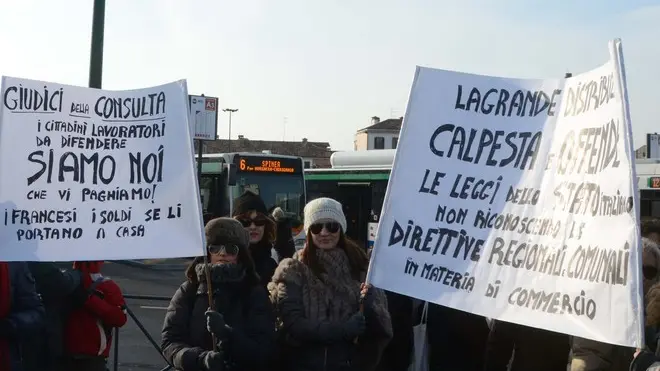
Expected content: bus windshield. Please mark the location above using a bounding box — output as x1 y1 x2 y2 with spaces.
232 172 305 222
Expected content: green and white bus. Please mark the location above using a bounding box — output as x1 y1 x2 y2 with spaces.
306 151 660 248
198 152 307 247
636 159 660 218
305 150 395 249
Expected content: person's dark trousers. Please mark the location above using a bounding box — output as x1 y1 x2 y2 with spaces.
375 291 414 371
425 303 490 371
58 356 107 371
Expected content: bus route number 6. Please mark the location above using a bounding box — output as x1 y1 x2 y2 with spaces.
240 159 246 170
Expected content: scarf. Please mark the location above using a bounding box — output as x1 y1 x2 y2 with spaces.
298 248 361 322
195 262 246 287
0 263 11 371
195 262 247 313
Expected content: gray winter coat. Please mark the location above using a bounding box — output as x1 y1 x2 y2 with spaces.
269 257 392 371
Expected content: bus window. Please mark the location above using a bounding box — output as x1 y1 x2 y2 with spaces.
371 180 388 222
200 177 213 213
276 192 302 219
232 173 305 221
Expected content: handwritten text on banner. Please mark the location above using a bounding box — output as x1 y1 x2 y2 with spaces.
0 77 204 261
368 41 643 347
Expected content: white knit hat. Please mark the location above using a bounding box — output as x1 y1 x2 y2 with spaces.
304 197 347 233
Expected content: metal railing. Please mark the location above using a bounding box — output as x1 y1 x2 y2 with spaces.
112 294 173 371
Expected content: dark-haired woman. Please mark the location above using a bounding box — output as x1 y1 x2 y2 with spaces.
269 197 392 371
161 217 276 371
232 190 296 288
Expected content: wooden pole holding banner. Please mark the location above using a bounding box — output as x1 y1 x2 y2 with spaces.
197 133 216 350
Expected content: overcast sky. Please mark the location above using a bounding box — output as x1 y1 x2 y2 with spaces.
1 0 659 151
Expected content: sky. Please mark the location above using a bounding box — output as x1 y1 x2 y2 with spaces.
1 0 660 151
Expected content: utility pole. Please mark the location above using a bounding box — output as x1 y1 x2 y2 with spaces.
89 0 106 89
223 108 238 152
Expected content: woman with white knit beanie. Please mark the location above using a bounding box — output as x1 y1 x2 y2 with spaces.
268 197 393 371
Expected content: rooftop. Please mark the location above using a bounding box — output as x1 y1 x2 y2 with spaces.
202 136 332 158
357 116 402 133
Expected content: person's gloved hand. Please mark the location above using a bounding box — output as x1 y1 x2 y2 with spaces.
200 350 224 371
271 207 286 221
342 311 366 340
0 319 16 339
205 310 231 340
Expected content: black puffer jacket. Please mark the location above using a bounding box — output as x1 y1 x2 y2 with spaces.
5 262 44 371
22 263 87 371
161 267 276 371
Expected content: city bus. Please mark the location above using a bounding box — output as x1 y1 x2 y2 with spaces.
305 150 394 248
198 152 307 247
306 150 660 248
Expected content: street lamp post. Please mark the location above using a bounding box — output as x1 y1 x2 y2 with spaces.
223 108 238 152
89 0 106 89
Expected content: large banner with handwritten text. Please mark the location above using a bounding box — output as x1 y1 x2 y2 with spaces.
368 40 644 347
0 77 205 261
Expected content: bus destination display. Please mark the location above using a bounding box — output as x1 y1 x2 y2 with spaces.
235 155 302 174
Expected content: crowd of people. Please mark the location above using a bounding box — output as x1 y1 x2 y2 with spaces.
4 190 660 371
160 193 660 371
1 258 127 370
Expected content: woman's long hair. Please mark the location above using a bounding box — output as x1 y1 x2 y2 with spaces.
300 232 368 281
185 246 261 287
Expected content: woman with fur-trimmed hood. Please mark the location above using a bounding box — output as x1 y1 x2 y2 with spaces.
161 217 276 371
268 197 393 371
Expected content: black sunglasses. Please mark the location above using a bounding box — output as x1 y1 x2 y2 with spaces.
309 222 341 235
208 244 239 256
237 217 267 228
644 265 658 280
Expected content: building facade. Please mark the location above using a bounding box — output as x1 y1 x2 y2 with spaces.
354 116 402 150
637 145 648 159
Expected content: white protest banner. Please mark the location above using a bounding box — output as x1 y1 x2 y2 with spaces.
367 39 644 347
0 77 205 261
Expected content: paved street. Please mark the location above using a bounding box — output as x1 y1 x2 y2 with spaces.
103 261 187 371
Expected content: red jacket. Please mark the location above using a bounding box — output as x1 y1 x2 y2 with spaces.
64 271 127 358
